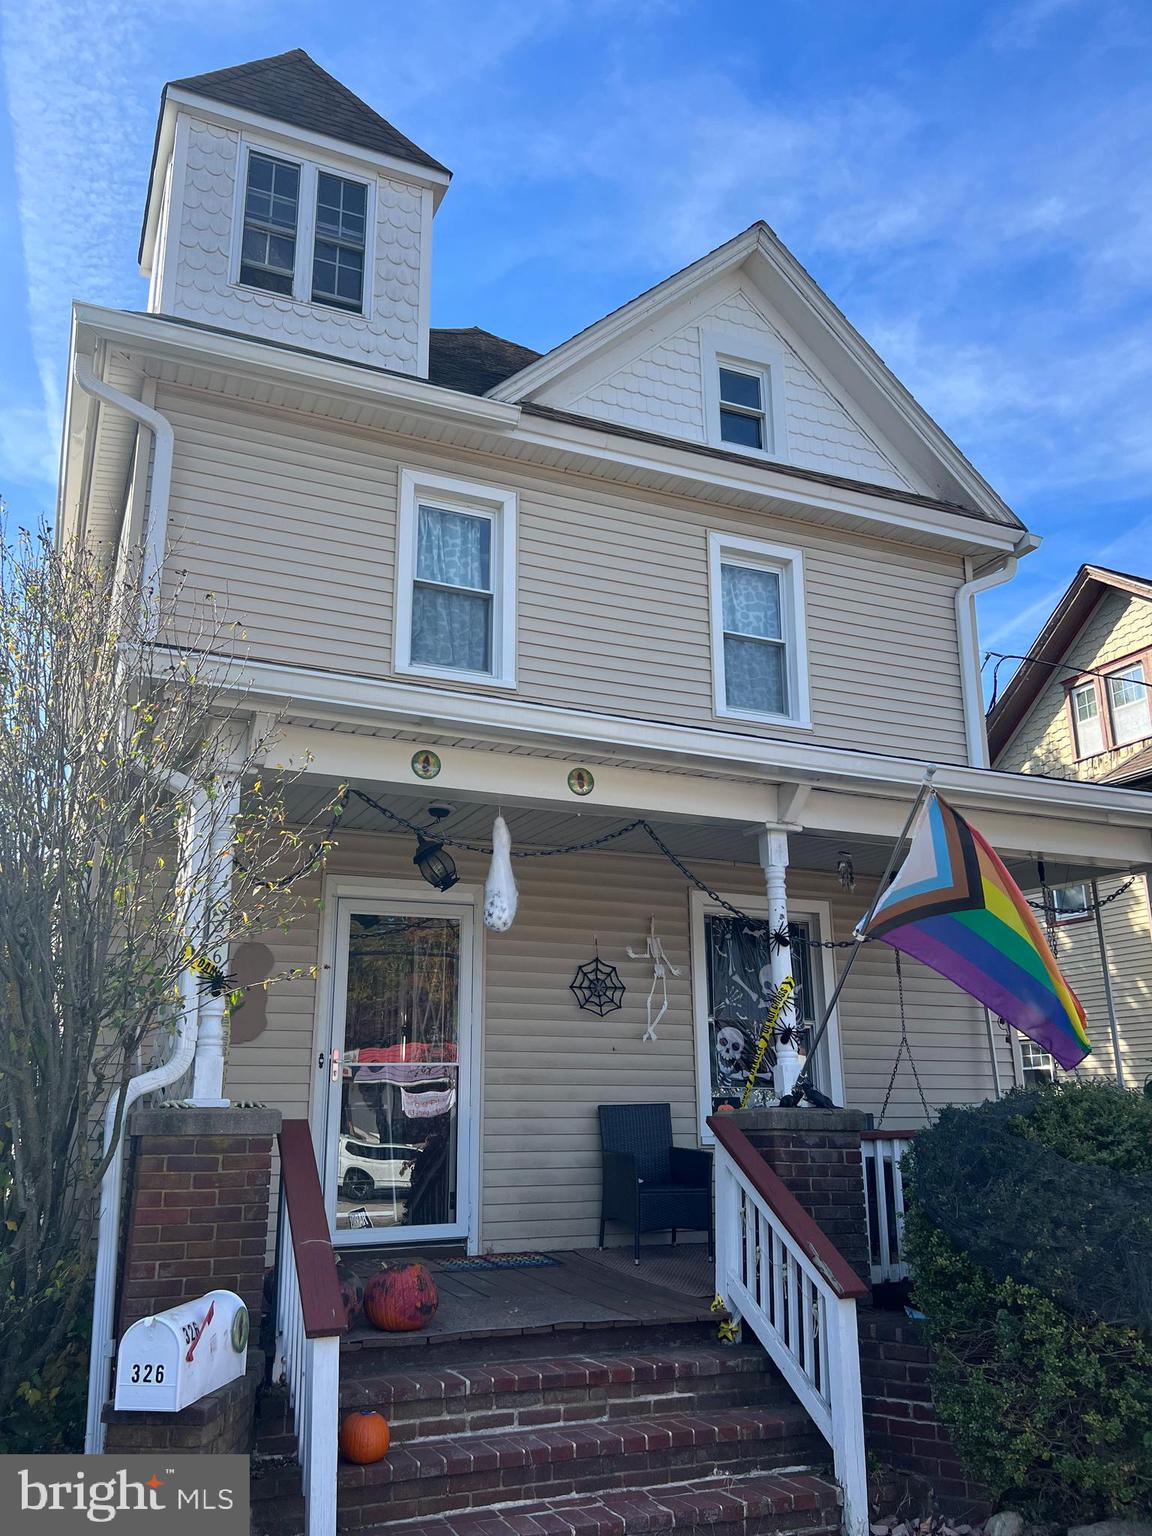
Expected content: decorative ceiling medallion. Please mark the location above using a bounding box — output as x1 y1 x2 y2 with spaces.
411 750 442 781
567 767 595 796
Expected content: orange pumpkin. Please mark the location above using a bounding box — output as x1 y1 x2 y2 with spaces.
339 1409 391 1465
364 1262 439 1332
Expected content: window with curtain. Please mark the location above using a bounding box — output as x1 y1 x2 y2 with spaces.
410 504 494 675
1070 681 1104 756
720 561 788 715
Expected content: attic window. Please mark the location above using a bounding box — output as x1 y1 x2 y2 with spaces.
235 143 372 315
701 328 788 460
240 153 299 296
718 367 766 450
312 173 367 312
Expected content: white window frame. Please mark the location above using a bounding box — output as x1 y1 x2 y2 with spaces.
690 890 846 1144
701 326 789 459
231 137 376 318
708 532 811 728
394 467 518 689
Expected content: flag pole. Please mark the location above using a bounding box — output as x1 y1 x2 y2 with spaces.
783 764 938 1105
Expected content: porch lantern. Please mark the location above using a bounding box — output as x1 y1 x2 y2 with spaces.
412 831 459 891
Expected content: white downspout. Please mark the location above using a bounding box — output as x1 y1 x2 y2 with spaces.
954 534 1038 768
83 776 210 1452
73 356 174 606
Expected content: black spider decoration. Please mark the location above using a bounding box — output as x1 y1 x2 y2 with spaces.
570 955 626 1016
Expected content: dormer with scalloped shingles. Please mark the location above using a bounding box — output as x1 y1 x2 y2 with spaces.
139 50 451 375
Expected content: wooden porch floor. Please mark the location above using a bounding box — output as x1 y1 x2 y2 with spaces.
340 1245 716 1352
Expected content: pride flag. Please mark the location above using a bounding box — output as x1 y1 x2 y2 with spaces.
859 792 1090 1070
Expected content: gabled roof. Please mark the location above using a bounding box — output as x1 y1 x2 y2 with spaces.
428 328 541 395
487 222 1024 528
987 564 1152 761
167 49 449 173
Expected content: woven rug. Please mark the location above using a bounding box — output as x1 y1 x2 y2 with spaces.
436 1252 560 1270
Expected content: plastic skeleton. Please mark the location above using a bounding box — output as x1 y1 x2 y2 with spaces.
627 917 683 1040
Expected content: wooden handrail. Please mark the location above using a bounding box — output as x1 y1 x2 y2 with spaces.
707 1116 869 1300
859 1128 918 1142
278 1119 349 1340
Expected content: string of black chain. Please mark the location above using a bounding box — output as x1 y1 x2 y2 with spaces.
878 949 932 1124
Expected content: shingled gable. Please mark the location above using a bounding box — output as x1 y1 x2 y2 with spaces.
987 564 1152 762
488 221 1022 527
168 49 449 174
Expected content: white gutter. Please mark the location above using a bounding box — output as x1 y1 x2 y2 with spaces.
84 777 209 1453
73 356 174 605
955 535 1039 768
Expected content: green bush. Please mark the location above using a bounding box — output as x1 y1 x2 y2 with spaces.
905 1081 1152 1520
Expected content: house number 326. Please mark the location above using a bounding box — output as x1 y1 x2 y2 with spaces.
129 1362 166 1384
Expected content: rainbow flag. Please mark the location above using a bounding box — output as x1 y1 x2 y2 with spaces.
859 792 1090 1070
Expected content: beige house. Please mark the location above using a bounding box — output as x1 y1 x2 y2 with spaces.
60 50 1152 1535
989 565 1152 1090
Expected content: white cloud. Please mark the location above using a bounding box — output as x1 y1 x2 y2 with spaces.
0 402 58 492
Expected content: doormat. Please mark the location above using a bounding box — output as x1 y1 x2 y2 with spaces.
437 1252 560 1270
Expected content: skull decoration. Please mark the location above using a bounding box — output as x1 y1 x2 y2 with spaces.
714 1025 748 1080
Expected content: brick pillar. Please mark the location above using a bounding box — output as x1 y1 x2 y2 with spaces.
117 1105 282 1335
731 1107 871 1285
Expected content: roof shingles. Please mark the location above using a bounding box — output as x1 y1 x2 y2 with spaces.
169 49 449 175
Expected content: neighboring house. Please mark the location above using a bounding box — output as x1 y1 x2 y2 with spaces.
989 565 1152 1090
59 50 1152 1534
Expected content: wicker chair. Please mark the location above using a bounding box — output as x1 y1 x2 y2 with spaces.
597 1102 713 1263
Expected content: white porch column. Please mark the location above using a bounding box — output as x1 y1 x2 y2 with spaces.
190 779 240 1107
757 826 794 997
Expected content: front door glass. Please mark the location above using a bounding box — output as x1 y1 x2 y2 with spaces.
335 912 461 1236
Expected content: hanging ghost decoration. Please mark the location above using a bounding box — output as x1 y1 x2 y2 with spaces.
484 815 518 931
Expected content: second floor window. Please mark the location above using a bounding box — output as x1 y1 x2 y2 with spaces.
395 469 518 688
708 533 811 727
238 147 370 315
412 505 493 674
1067 658 1150 757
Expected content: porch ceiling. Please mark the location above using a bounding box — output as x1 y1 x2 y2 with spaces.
283 780 1124 893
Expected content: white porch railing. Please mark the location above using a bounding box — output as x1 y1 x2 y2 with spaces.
861 1132 916 1285
273 1120 348 1536
711 1117 869 1536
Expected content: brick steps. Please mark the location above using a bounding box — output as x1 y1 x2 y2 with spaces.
252 1405 829 1532
371 1470 842 1536
340 1347 782 1443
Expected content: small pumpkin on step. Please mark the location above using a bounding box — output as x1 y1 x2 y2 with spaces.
364 1262 439 1332
339 1409 390 1464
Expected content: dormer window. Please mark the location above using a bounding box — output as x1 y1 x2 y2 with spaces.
235 143 372 316
240 154 299 296
701 327 788 460
312 173 367 311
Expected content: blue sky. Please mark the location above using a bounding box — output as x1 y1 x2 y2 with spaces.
1 0 1149 667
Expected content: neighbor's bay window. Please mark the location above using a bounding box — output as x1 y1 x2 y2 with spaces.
238 145 372 315
396 470 517 687
708 533 810 726
1106 663 1150 745
1070 681 1104 756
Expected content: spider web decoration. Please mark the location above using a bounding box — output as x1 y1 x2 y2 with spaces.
570 956 626 1016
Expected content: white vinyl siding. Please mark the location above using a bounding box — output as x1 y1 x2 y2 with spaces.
157 387 972 762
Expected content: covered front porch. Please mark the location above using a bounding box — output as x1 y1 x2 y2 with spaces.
222 719 1151 1261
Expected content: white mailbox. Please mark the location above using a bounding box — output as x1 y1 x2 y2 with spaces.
115 1289 249 1413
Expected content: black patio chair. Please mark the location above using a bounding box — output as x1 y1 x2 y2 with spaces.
597 1102 713 1264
